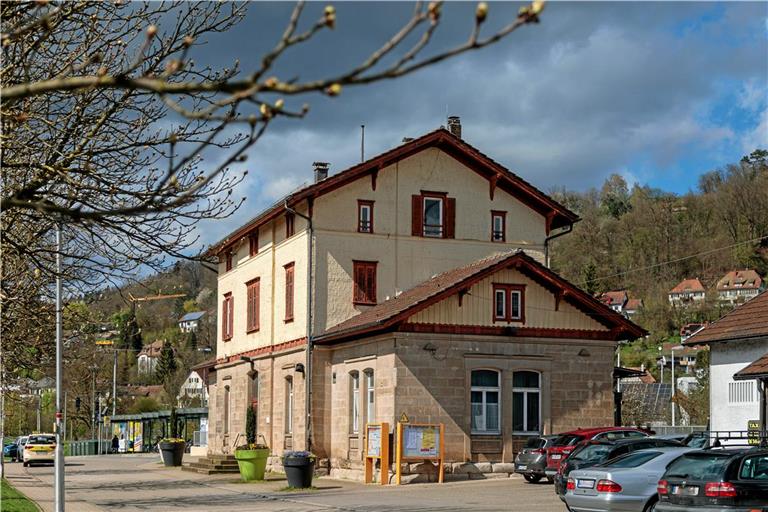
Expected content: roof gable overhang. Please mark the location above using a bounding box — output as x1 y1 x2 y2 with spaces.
315 252 646 345
206 129 579 257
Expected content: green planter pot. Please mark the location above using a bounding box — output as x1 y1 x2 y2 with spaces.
234 448 270 481
159 441 185 467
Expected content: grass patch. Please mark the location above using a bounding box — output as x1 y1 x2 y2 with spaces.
1 478 39 512
277 485 318 492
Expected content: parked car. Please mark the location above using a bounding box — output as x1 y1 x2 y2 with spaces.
656 448 768 511
3 441 18 460
564 447 694 512
514 435 559 483
22 434 56 467
545 427 653 478
13 435 28 462
555 437 682 498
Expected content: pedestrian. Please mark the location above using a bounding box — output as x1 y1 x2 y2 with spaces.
111 435 119 454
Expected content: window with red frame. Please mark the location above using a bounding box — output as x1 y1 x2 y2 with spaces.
222 292 233 340
246 278 260 332
493 284 525 322
225 251 233 271
286 213 295 238
357 200 374 233
353 261 377 305
249 232 259 256
284 263 295 321
491 211 506 242
411 192 455 238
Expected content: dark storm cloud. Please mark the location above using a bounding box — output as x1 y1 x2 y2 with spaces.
186 1 767 248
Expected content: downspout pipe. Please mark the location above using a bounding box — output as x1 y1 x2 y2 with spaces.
284 199 314 451
544 220 576 268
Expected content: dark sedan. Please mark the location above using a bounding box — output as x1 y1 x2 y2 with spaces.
515 435 559 483
555 437 683 499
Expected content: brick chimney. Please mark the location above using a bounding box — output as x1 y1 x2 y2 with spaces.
447 116 461 138
313 162 329 182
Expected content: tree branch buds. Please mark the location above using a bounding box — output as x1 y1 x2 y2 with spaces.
476 2 488 24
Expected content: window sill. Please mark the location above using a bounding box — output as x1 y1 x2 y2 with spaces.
246 327 260 334
284 318 294 323
470 432 501 436
222 337 232 342
353 301 377 306
493 318 524 323
512 432 541 436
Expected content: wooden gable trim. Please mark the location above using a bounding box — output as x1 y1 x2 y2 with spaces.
208 130 578 257
398 323 618 341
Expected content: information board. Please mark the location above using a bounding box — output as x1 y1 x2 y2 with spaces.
402 424 440 458
748 419 760 446
366 424 382 457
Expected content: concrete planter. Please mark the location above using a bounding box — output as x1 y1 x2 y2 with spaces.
159 441 185 467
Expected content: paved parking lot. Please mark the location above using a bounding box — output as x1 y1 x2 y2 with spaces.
4 454 568 511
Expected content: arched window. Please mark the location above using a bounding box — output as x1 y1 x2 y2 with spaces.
364 369 375 423
349 371 360 434
223 385 231 435
471 369 500 434
513 371 540 434
285 377 293 434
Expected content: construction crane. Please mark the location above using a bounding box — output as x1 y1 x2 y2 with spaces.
127 291 186 303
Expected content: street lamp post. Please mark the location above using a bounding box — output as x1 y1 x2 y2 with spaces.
55 223 65 512
671 348 676 427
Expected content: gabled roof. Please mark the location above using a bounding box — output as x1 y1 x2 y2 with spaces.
669 278 705 294
717 269 763 291
734 351 768 380
625 298 643 311
138 339 165 358
207 128 579 257
315 250 646 344
600 290 628 307
684 290 768 345
179 311 205 322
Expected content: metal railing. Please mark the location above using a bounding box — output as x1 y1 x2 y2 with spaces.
651 425 707 436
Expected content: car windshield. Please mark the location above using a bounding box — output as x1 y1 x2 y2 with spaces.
665 453 732 480
600 451 662 468
571 444 613 462
554 434 584 447
27 435 55 445
525 437 546 449
684 436 709 449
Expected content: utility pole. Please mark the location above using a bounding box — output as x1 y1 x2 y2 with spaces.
90 366 97 440
671 348 676 427
112 350 117 416
55 223 65 512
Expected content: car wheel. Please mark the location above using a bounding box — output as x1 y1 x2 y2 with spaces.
546 476 554 484
23 461 28 467
523 474 542 483
643 497 658 512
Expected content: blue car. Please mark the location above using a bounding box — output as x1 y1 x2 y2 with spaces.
3 442 18 460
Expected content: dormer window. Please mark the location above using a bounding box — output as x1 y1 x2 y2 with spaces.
491 211 506 242
357 200 374 233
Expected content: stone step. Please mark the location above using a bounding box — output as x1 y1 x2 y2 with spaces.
181 465 240 475
188 461 239 470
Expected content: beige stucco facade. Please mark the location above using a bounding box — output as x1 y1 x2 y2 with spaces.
205 133 632 479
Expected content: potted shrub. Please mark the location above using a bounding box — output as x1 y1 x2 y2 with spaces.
159 407 185 467
282 450 316 488
234 406 270 481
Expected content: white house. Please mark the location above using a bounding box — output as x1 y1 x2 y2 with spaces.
178 370 209 406
178 311 206 333
685 290 767 442
668 278 706 306
136 339 165 375
716 269 764 304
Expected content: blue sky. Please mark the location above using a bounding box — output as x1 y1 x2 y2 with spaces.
185 1 767 247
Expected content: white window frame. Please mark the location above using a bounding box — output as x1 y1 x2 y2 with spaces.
513 371 541 435
365 369 375 424
471 369 501 435
350 371 360 434
492 213 504 242
359 203 372 233
423 196 444 238
494 289 507 320
510 290 522 320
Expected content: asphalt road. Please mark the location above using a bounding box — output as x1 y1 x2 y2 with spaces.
4 454 568 512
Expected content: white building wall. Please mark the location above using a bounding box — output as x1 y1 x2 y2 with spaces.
710 337 768 442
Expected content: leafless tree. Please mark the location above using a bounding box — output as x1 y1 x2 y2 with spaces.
1 0 546 382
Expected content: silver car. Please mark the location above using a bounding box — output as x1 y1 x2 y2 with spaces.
564 447 694 512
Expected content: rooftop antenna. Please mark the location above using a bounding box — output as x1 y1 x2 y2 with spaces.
360 124 365 162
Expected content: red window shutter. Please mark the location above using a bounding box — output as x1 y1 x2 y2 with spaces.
411 195 423 236
222 297 227 339
254 281 260 330
285 264 294 320
228 296 233 338
366 265 376 303
445 197 456 238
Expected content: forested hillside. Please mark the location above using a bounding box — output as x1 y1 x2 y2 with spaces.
550 149 768 346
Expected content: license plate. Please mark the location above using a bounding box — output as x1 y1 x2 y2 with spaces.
672 485 699 496
517 465 527 471
577 479 595 489
31 447 52 452
551 454 562 460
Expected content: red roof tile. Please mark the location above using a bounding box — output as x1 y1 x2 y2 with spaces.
316 250 646 343
684 290 768 345
206 129 579 257
600 291 628 306
717 269 763 291
670 278 705 294
625 298 643 310
734 351 768 380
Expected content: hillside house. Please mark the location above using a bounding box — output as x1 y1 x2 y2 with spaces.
137 340 165 375
178 370 209 406
716 269 764 304
600 290 628 314
205 123 645 478
668 278 706 306
624 298 643 318
685 291 768 441
179 311 206 333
